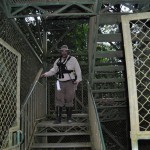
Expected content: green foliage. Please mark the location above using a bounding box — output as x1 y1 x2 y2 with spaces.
66 23 88 54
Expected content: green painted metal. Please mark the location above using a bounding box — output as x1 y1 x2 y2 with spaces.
0 0 150 150
88 82 106 150
0 38 21 150
24 21 43 54
121 12 150 150
4 0 96 18
11 19 43 64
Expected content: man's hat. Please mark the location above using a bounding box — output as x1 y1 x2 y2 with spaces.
59 45 69 51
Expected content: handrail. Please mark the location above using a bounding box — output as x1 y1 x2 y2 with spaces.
20 68 47 150
88 81 106 150
21 68 43 113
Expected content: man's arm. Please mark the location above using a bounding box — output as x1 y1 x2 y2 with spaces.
74 58 82 85
41 59 58 77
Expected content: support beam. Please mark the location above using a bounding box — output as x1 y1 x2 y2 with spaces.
7 1 96 18
24 21 43 54
11 19 43 64
43 31 47 58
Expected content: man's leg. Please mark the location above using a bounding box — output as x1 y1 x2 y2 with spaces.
54 82 64 124
66 107 73 123
65 81 75 123
54 106 62 124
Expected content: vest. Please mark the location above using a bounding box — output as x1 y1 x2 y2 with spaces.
56 56 73 79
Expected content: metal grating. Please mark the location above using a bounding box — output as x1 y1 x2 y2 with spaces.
0 39 21 149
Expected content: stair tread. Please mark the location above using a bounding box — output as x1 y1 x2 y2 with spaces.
92 88 126 93
95 98 126 102
95 51 124 58
93 78 125 83
48 113 88 118
31 142 92 148
37 121 88 127
34 132 90 136
97 33 122 42
94 65 125 72
97 105 127 109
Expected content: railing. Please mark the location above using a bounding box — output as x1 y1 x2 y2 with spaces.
88 82 106 150
121 12 150 150
20 68 47 150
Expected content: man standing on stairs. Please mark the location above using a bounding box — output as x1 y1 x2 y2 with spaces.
41 45 82 124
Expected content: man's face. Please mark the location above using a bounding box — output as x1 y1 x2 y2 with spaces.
60 49 68 58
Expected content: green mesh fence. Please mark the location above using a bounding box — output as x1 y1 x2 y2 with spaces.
0 8 42 105
0 7 42 149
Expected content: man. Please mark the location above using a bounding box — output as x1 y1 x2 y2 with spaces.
41 45 82 124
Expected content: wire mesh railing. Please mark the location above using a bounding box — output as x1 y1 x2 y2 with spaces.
122 12 150 150
20 68 47 150
0 38 21 150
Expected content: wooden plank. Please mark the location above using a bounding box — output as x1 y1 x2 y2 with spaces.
31 142 92 148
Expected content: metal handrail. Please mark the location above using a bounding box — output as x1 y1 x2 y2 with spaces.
21 68 43 113
20 68 47 150
88 81 106 150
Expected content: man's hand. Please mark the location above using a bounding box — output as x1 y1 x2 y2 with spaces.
74 80 79 86
40 73 47 78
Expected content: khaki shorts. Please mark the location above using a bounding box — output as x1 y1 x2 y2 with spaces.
55 80 75 107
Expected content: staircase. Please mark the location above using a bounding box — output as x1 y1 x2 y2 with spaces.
31 113 92 150
89 13 129 150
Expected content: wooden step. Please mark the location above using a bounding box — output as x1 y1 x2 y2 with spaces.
34 132 90 136
31 142 92 148
37 121 88 127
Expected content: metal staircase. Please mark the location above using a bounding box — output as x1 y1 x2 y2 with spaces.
1 1 149 150
88 13 129 149
31 113 92 149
